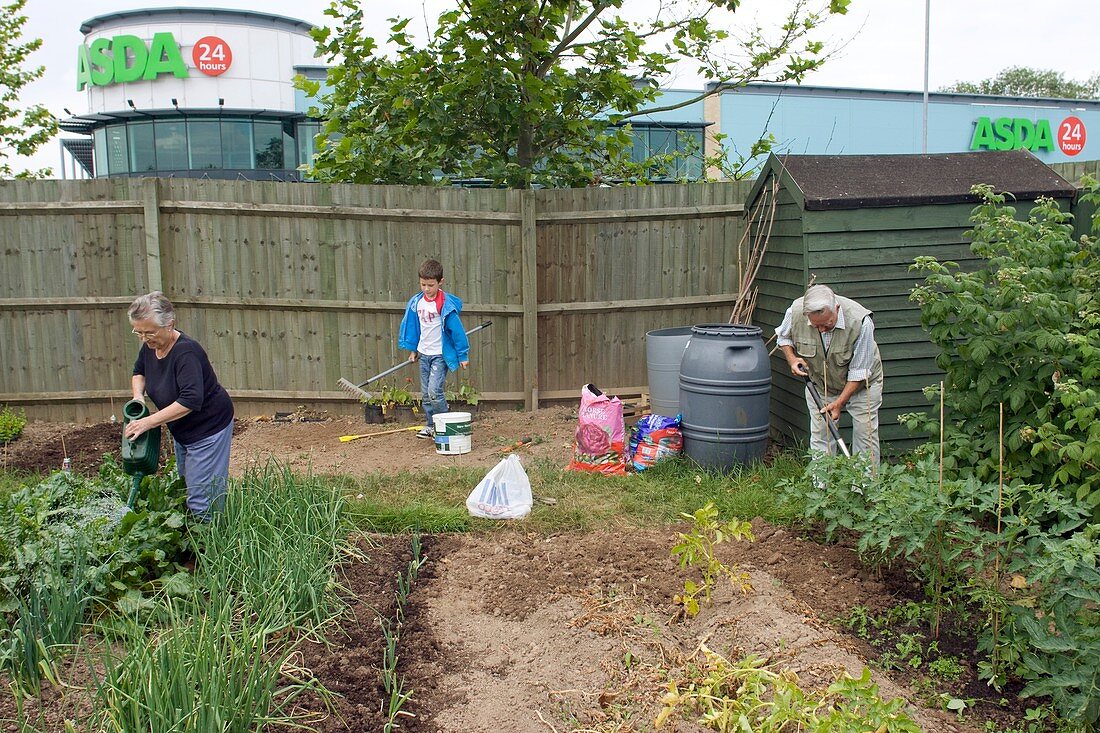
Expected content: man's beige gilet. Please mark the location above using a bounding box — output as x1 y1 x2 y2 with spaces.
790 295 883 395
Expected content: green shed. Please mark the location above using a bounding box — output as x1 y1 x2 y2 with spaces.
747 150 1077 453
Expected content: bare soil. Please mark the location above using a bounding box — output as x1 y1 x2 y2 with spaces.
0 404 578 476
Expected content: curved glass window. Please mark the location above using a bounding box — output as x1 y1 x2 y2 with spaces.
93 117 310 177
155 121 188 171
297 121 321 169
93 128 108 176
106 126 129 175
222 120 253 169
188 120 223 170
129 123 156 172
254 121 284 170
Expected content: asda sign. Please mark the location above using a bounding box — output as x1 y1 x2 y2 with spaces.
77 33 188 90
77 33 234 90
970 115 1087 157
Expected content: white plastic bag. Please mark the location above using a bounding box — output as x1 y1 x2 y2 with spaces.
466 454 533 519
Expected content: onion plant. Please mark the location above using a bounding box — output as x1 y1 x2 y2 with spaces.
196 463 349 634
0 541 92 695
90 590 323 732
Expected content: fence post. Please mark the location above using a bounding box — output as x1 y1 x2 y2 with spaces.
520 189 539 411
142 178 163 292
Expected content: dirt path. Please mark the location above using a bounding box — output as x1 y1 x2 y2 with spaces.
397 530 977 733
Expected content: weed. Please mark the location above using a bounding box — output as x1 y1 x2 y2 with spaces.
928 654 965 683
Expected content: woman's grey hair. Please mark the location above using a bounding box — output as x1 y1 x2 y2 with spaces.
128 291 176 327
802 284 837 315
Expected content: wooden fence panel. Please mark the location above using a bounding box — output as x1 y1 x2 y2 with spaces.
1 177 748 420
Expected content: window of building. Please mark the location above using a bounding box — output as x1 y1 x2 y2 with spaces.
222 120 253 169
296 121 321 169
627 124 705 180
254 121 284 170
106 125 129 175
155 120 188 171
281 120 296 170
188 120 223 170
129 122 156 172
93 128 108 177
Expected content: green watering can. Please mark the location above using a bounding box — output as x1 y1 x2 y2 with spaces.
121 399 161 508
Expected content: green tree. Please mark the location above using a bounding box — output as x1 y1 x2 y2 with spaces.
299 0 849 188
0 0 56 178
939 65 1100 100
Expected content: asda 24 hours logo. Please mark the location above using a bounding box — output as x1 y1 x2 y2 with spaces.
970 115 1087 157
77 33 233 90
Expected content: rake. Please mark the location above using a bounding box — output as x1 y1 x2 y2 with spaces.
337 320 493 401
339 425 421 442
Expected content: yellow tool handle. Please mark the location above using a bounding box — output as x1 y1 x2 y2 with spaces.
339 425 421 442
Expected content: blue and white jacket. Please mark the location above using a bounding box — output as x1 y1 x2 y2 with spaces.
398 292 470 372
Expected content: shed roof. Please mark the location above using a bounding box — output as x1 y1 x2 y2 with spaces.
761 150 1076 211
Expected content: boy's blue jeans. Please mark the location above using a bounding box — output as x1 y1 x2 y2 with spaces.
419 354 449 429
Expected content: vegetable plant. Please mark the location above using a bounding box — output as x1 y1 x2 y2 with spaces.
671 502 753 618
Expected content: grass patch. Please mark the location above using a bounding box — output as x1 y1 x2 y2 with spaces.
330 452 807 535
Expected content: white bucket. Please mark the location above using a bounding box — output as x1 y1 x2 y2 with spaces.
433 411 472 455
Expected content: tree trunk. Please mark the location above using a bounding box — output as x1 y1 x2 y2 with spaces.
515 122 534 189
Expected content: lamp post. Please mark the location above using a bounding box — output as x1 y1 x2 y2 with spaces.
922 0 930 154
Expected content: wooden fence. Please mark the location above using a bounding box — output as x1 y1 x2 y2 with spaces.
0 178 752 421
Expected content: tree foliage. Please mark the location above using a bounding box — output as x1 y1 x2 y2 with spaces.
0 0 55 179
939 65 1100 100
300 0 849 188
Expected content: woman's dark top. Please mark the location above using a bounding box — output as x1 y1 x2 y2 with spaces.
132 331 234 444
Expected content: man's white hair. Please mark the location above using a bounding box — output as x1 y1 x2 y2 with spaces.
802 285 837 315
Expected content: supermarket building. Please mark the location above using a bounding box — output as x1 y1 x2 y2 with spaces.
58 7 1100 181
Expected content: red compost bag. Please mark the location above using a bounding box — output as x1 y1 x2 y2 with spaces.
567 384 627 476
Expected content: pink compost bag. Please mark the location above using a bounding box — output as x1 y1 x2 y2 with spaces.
567 384 627 476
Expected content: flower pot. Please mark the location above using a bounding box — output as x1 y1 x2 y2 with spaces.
364 403 385 424
394 404 417 424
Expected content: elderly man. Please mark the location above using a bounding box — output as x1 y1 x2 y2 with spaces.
776 284 883 463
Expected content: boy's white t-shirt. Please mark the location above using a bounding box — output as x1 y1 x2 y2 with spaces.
416 295 444 355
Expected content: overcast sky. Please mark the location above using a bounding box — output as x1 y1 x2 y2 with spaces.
14 0 1100 176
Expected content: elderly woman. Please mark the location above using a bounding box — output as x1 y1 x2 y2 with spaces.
124 292 234 518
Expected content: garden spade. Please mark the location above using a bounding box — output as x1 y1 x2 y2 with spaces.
337 320 493 401
800 372 851 458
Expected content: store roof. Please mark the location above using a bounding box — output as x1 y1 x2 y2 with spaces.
81 7 314 35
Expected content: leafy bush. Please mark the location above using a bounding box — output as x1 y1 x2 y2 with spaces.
0 405 27 444
908 179 1100 515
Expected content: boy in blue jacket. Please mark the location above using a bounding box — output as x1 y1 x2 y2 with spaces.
398 259 471 439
